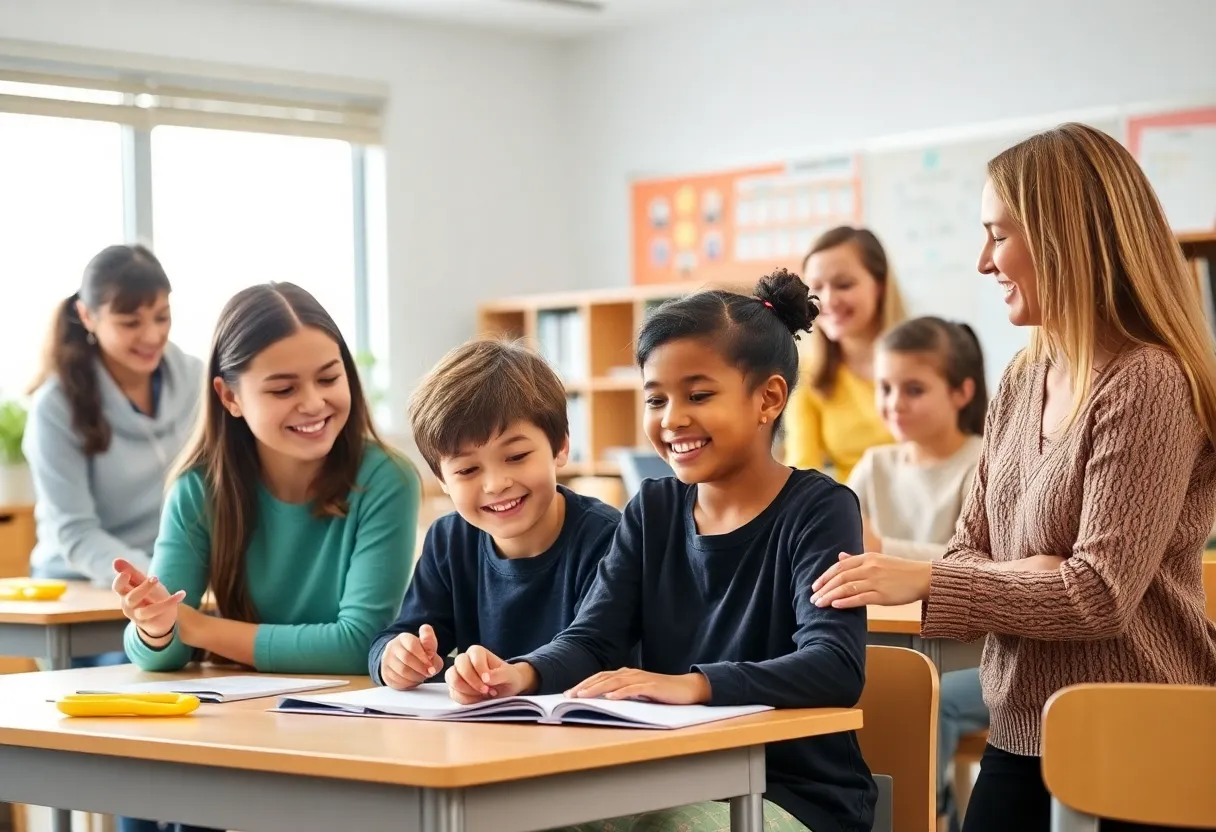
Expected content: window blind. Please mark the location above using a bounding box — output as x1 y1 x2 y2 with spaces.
0 46 383 144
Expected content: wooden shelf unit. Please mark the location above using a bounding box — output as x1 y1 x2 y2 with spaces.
476 280 753 483
1179 230 1216 264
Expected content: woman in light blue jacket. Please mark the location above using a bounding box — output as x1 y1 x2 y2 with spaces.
25 244 202 605
24 244 202 832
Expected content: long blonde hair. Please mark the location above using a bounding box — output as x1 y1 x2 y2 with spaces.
800 226 906 395
989 122 1216 445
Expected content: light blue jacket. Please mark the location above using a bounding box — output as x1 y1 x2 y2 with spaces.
24 343 203 584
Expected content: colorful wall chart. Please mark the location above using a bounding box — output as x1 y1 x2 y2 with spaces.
631 154 863 285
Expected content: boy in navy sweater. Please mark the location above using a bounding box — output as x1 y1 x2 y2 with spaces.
369 339 621 689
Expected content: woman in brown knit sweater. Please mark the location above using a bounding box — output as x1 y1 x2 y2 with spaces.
811 123 1216 832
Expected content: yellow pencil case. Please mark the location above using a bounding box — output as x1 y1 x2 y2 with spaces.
56 693 201 717
0 579 68 602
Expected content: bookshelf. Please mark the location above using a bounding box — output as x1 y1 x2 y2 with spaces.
1180 231 1216 341
1180 230 1216 262
476 280 753 485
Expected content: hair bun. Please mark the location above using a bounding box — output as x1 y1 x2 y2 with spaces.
754 267 818 337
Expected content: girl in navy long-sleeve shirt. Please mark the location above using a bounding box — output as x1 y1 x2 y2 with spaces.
447 269 877 832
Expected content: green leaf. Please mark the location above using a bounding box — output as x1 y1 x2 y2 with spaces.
0 399 28 466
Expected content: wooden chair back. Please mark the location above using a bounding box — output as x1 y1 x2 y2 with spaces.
1042 683 1216 828
857 645 938 832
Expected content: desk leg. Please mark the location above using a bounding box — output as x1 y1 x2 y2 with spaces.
1050 799 1099 832
420 789 464 832
46 626 73 671
729 793 763 832
47 626 75 832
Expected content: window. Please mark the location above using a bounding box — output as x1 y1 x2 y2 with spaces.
151 127 358 360
0 56 384 404
0 113 125 398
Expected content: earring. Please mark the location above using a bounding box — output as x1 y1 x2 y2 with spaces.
86 332 96 345
760 416 768 426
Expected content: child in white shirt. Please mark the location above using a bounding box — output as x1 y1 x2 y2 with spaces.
847 316 988 832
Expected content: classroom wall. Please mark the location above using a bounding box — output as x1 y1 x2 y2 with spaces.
561 0 1216 290
0 0 572 438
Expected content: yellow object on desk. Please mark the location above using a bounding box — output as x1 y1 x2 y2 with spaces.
56 693 201 718
0 578 68 601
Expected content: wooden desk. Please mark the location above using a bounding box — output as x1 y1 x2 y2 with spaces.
866 603 982 673
0 583 127 672
0 666 861 832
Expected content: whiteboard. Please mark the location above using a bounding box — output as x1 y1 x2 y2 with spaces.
862 120 1122 390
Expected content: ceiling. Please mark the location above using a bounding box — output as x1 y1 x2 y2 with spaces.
260 0 713 38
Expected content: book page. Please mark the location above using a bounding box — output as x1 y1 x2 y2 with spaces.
554 697 771 729
280 683 553 719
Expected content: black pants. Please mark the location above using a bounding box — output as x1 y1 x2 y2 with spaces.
962 744 1199 832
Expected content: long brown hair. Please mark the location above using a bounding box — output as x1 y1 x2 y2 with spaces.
30 245 171 455
173 282 383 623
989 123 1216 444
800 226 906 395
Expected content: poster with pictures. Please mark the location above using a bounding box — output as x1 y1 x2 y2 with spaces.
631 155 863 286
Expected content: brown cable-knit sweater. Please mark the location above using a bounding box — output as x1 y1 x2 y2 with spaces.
922 345 1216 756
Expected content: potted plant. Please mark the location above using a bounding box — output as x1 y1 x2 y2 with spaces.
0 399 33 506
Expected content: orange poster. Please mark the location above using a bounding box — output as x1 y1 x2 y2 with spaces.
631 154 863 286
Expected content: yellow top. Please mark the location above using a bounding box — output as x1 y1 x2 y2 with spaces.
783 365 893 482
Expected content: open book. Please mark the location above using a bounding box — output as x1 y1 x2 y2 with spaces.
79 675 348 703
274 684 772 729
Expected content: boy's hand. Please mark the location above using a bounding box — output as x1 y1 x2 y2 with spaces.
381 625 442 691
445 645 534 704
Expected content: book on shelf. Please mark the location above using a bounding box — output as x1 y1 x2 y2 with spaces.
567 393 588 462
536 309 586 383
274 684 771 729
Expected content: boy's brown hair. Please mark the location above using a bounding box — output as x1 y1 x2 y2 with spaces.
409 338 569 478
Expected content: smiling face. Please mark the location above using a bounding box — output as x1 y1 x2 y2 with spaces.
978 178 1040 327
79 291 172 378
803 243 883 342
437 420 569 556
642 338 783 484
215 326 352 468
875 349 972 444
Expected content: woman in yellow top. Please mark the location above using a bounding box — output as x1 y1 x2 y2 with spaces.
784 226 906 481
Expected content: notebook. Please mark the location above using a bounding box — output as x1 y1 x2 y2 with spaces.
78 675 348 703
274 684 772 729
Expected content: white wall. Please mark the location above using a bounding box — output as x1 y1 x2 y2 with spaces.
562 0 1216 289
0 0 571 437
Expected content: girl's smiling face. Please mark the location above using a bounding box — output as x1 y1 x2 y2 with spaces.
642 338 782 484
215 326 352 466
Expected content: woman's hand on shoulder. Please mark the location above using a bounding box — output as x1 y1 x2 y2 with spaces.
565 669 711 705
445 646 536 704
112 558 185 645
810 552 931 609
